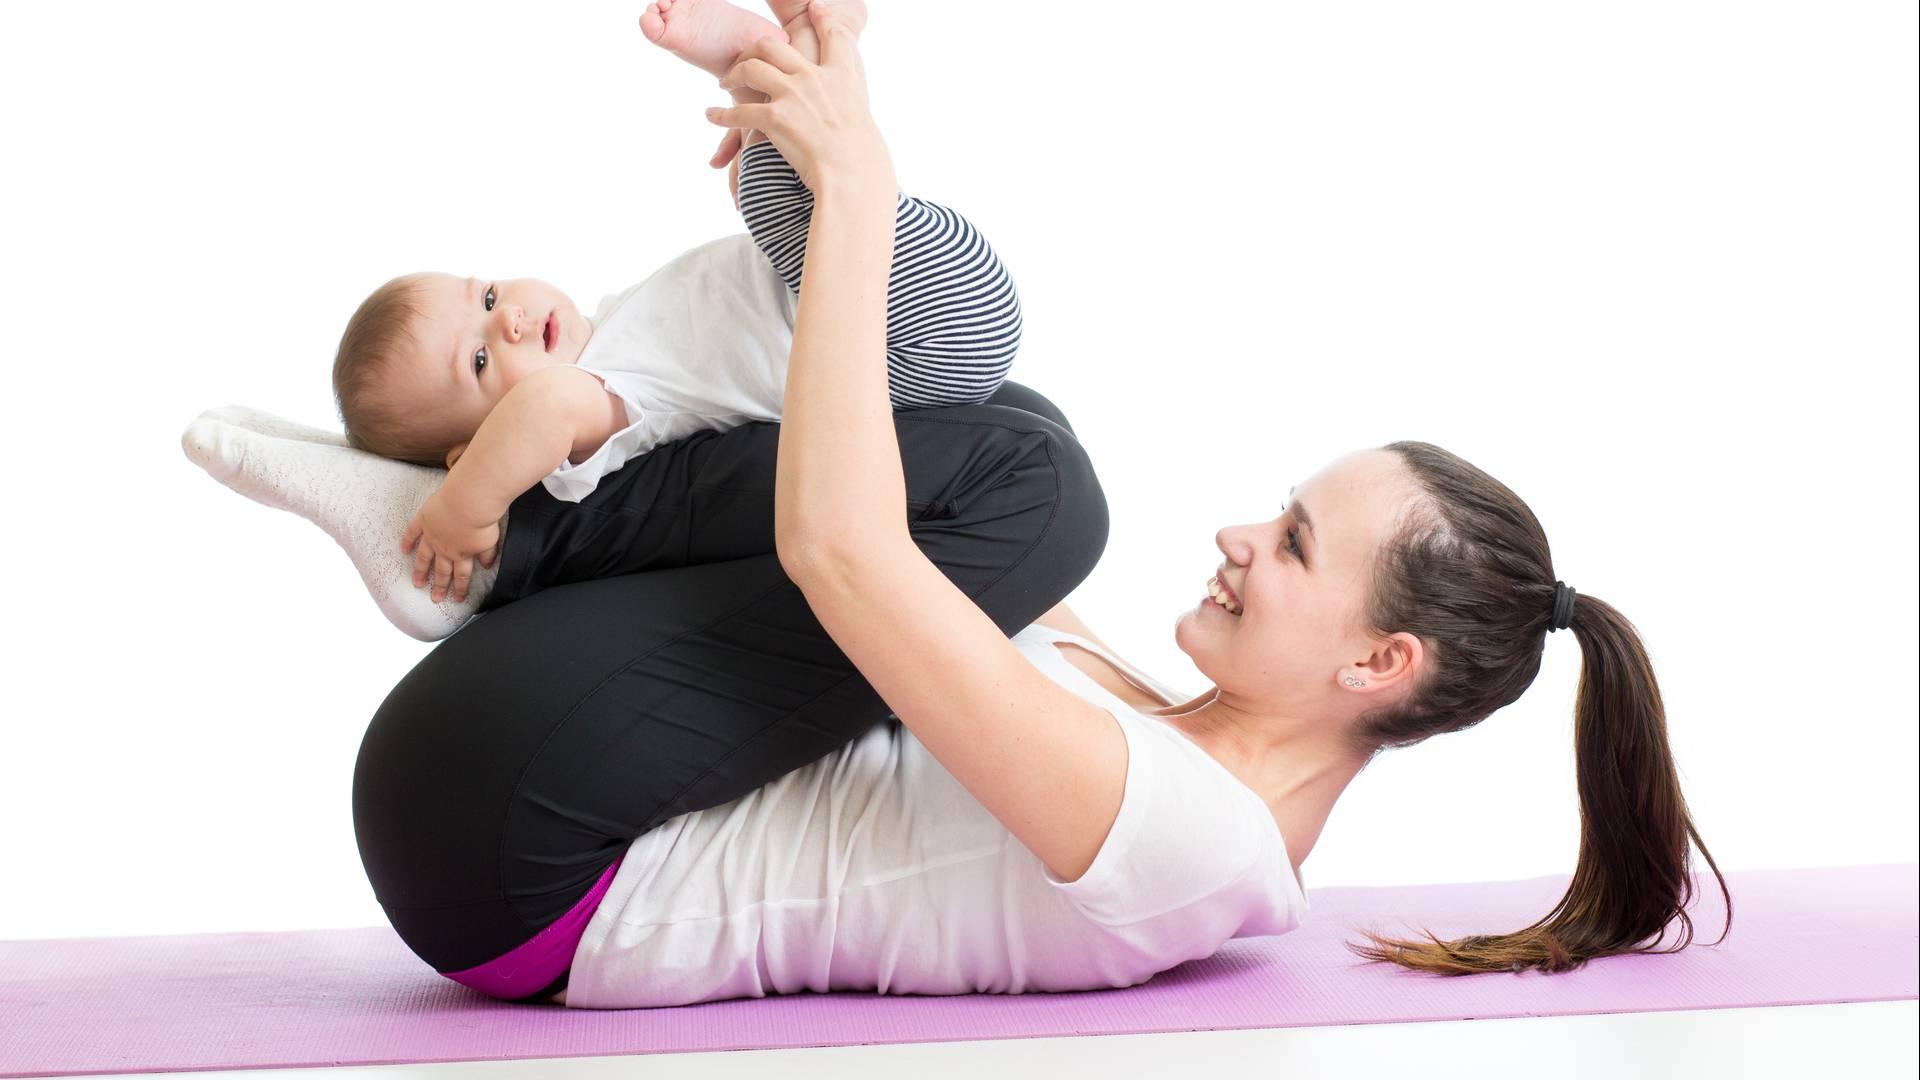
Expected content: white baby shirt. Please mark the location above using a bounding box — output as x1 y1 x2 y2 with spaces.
542 233 799 503
561 621 1310 1009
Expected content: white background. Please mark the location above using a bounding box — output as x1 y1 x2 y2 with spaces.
1 0 1913 940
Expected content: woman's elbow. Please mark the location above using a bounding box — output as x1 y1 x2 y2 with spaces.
775 530 841 583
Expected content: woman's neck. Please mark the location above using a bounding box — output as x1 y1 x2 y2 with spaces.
1152 689 1367 865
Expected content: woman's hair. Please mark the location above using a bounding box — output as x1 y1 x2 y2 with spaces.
331 273 462 469
1342 440 1731 975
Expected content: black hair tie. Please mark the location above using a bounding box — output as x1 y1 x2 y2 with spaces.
1548 580 1577 632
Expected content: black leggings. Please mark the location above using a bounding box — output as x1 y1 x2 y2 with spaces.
351 382 1105 1001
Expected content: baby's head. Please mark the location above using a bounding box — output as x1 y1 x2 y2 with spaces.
333 272 589 468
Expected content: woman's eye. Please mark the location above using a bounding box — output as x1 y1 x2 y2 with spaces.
473 345 488 376
484 285 496 311
1278 505 1303 559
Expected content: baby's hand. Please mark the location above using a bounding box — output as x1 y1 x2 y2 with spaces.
400 490 502 604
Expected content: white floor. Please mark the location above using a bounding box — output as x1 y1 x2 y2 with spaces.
74 1000 1916 1080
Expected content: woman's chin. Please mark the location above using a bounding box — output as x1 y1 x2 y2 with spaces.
1173 597 1236 649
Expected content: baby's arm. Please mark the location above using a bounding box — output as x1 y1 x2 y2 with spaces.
437 366 629 526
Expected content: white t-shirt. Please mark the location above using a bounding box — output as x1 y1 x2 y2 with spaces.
541 234 798 503
562 620 1310 1009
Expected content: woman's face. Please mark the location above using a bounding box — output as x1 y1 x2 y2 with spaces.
1175 448 1424 712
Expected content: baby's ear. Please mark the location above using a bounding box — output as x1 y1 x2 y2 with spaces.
445 441 469 470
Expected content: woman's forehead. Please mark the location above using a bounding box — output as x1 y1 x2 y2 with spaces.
1298 450 1411 547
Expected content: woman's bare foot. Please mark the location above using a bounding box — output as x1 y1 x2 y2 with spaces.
766 0 867 64
639 0 787 79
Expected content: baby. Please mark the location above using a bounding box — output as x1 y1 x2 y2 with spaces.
336 0 1022 609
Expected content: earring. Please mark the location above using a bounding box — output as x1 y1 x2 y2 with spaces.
1344 676 1365 687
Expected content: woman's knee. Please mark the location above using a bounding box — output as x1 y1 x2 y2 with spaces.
1006 406 1106 586
991 407 1107 627
899 402 1108 632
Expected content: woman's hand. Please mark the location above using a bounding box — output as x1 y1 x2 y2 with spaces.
709 126 744 171
707 0 894 199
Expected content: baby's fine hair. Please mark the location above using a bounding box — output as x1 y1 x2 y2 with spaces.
332 273 461 469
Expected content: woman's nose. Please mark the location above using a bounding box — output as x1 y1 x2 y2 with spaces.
1216 526 1249 563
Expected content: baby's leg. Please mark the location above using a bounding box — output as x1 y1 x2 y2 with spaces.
764 0 867 67
640 0 787 80
712 1 866 179
737 140 1023 408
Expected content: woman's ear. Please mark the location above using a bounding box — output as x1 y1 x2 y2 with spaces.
445 441 469 470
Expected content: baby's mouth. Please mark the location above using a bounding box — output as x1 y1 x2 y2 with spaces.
543 312 557 352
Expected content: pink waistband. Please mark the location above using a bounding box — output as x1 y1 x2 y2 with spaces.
443 853 626 1001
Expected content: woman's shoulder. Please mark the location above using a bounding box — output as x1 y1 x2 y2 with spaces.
1028 604 1191 712
1031 601 1113 651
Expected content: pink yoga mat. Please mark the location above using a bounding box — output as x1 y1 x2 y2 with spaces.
2 863 1913 1078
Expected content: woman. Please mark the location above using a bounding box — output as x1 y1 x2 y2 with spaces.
353 2 1729 1008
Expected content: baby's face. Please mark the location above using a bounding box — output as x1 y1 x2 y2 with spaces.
398 273 592 449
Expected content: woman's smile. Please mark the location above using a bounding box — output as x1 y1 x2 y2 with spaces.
1199 594 1242 618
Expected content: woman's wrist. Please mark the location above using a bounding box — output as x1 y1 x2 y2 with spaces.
812 173 897 217
809 131 897 206
813 169 897 219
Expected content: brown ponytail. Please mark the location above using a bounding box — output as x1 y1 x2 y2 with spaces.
1340 442 1732 975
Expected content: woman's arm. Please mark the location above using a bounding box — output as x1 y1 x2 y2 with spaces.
708 7 1130 885
711 20 905 565
1033 601 1117 653
771 181 902 563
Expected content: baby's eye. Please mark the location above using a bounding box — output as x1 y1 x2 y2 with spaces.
484 284 496 311
473 344 488 376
